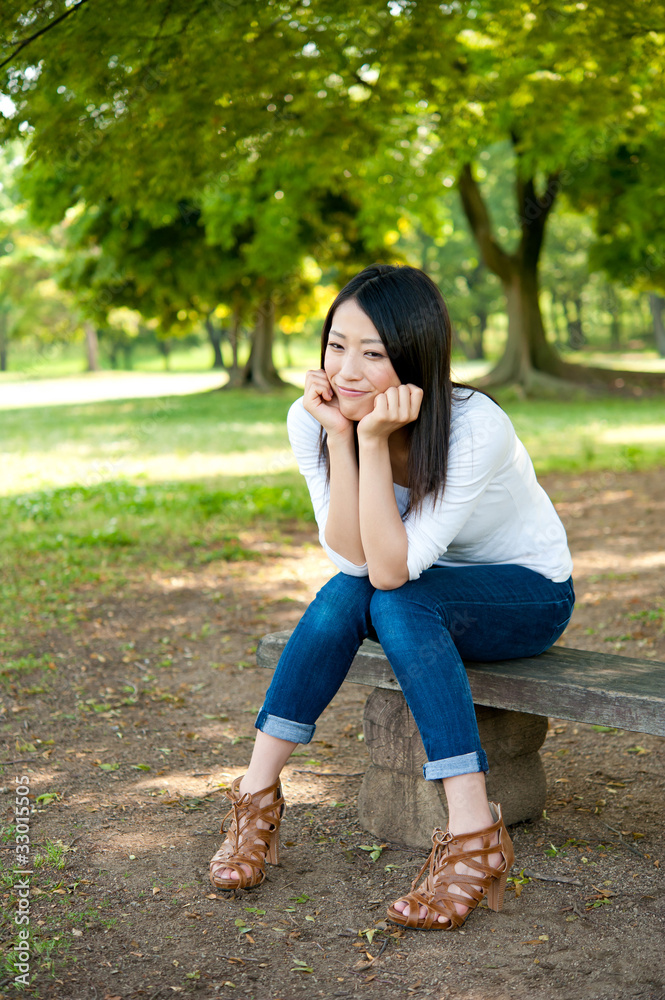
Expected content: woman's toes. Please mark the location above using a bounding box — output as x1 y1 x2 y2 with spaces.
391 898 419 919
220 867 240 881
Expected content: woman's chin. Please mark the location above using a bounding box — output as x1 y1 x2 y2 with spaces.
337 397 374 421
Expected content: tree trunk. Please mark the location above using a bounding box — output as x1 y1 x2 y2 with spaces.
474 308 487 361
223 304 244 388
650 294 665 357
487 267 564 385
458 162 563 388
205 313 226 369
549 289 567 349
242 297 286 389
157 338 171 370
457 159 665 394
606 286 622 350
567 297 585 350
455 320 485 361
0 310 8 372
282 330 293 368
122 343 134 369
84 322 99 372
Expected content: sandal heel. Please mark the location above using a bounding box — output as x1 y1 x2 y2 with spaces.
387 801 515 932
266 805 285 865
486 862 510 912
209 777 285 891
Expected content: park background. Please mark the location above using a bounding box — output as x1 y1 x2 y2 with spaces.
1 2 664 999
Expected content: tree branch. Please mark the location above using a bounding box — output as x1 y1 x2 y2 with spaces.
0 0 93 73
518 172 561 264
457 162 513 283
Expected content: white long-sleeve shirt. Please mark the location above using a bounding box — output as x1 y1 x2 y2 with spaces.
287 390 573 584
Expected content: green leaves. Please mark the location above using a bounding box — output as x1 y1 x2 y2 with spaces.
35 792 59 806
358 844 385 862
290 958 314 974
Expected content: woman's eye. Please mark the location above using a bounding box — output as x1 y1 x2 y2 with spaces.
328 342 343 350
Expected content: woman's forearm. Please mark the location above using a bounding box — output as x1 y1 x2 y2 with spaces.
358 438 409 590
324 432 366 566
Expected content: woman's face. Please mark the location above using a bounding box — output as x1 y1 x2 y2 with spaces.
324 298 401 421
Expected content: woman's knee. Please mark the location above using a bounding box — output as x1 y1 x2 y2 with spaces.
369 586 417 630
303 573 374 629
370 584 449 639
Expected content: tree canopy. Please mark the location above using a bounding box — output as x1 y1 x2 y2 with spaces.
1 0 664 389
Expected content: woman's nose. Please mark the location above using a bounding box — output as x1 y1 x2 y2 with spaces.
339 351 362 380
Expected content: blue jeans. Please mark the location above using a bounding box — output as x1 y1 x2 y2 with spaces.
255 565 575 780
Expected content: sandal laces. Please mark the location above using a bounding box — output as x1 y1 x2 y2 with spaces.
220 786 250 848
408 828 453 891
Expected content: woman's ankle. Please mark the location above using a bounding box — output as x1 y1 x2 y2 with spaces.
238 772 280 796
447 805 495 837
442 771 493 834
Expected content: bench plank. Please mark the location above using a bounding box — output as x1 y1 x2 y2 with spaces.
256 632 665 737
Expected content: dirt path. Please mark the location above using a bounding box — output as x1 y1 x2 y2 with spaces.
1 468 663 1000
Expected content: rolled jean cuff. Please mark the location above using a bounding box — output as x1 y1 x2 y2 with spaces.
255 709 315 745
423 749 489 781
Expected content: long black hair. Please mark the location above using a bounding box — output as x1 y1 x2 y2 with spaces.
319 263 476 517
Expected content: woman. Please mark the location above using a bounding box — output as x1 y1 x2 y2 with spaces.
209 264 574 931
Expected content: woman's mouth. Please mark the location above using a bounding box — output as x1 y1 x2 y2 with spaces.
335 386 369 397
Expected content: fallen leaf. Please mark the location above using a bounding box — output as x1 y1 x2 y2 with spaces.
291 958 313 973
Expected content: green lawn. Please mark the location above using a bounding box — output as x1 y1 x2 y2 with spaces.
1 372 664 664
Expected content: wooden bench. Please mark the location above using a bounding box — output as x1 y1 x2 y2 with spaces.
257 632 665 849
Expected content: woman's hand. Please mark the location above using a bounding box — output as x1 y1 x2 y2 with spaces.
303 369 354 438
357 384 423 442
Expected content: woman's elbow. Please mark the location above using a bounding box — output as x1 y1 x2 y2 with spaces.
368 569 410 591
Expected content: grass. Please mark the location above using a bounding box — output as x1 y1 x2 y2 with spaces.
491 391 665 474
0 475 314 660
0 835 77 992
1 360 664 661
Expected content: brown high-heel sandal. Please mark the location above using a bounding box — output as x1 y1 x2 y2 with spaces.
386 802 514 930
209 775 285 891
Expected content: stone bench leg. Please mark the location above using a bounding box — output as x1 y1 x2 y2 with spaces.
357 688 548 850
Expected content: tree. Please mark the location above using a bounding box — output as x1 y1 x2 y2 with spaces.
0 143 79 370
3 0 665 390
383 1 665 389
566 136 665 358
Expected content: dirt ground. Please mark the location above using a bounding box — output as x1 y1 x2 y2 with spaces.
1 468 664 1000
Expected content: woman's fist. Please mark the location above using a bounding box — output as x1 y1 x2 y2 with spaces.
303 369 354 437
357 384 423 441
